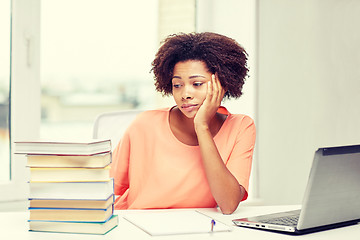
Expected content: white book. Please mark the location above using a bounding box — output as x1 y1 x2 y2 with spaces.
29 179 114 200
15 139 111 155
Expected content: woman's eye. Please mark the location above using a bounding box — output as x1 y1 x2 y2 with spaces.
173 84 181 88
193 82 203 87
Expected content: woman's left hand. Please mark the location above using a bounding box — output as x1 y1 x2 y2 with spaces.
194 74 225 129
194 74 242 214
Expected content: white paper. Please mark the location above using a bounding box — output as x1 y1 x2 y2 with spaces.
123 210 232 236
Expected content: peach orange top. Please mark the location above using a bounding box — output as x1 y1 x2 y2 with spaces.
110 107 256 210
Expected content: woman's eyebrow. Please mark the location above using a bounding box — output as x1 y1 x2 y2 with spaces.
172 75 206 80
189 75 206 79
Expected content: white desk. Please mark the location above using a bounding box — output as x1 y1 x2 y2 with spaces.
1 205 359 239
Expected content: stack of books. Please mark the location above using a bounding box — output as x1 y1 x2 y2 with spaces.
15 139 118 235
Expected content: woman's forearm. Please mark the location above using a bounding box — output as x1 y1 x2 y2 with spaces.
196 124 244 214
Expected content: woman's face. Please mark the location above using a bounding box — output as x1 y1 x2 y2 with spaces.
171 60 212 119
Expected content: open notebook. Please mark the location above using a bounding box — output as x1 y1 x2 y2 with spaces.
123 210 231 236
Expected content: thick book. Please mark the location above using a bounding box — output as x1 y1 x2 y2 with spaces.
26 152 112 168
29 166 111 182
29 214 118 235
29 179 114 200
14 139 111 155
29 204 114 222
29 195 114 209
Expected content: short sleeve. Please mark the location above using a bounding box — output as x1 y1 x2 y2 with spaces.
225 115 256 201
110 130 131 197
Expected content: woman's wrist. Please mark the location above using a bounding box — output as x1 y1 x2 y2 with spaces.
194 121 210 135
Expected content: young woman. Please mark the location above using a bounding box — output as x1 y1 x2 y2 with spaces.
110 32 256 214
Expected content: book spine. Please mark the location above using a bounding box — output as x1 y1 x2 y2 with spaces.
25 146 116 234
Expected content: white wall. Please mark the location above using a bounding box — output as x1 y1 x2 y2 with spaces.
196 0 259 201
257 0 360 205
197 0 256 119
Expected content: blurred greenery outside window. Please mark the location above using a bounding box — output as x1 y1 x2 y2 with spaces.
40 0 195 140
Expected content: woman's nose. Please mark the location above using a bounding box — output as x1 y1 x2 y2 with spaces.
181 86 194 100
182 95 193 100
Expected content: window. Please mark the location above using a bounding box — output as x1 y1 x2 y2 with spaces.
40 0 160 140
0 0 11 182
2 0 197 207
40 0 197 140
1 0 40 206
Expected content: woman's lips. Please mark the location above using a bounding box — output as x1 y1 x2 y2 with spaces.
181 104 198 112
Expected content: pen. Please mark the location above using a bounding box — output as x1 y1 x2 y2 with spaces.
211 219 216 232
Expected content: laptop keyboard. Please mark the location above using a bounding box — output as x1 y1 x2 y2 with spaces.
260 214 299 226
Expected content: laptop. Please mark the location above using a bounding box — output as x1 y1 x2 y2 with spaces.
233 144 360 234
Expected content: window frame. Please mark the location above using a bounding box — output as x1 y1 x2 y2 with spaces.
0 0 40 204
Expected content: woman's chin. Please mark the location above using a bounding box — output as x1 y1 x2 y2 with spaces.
179 109 197 119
